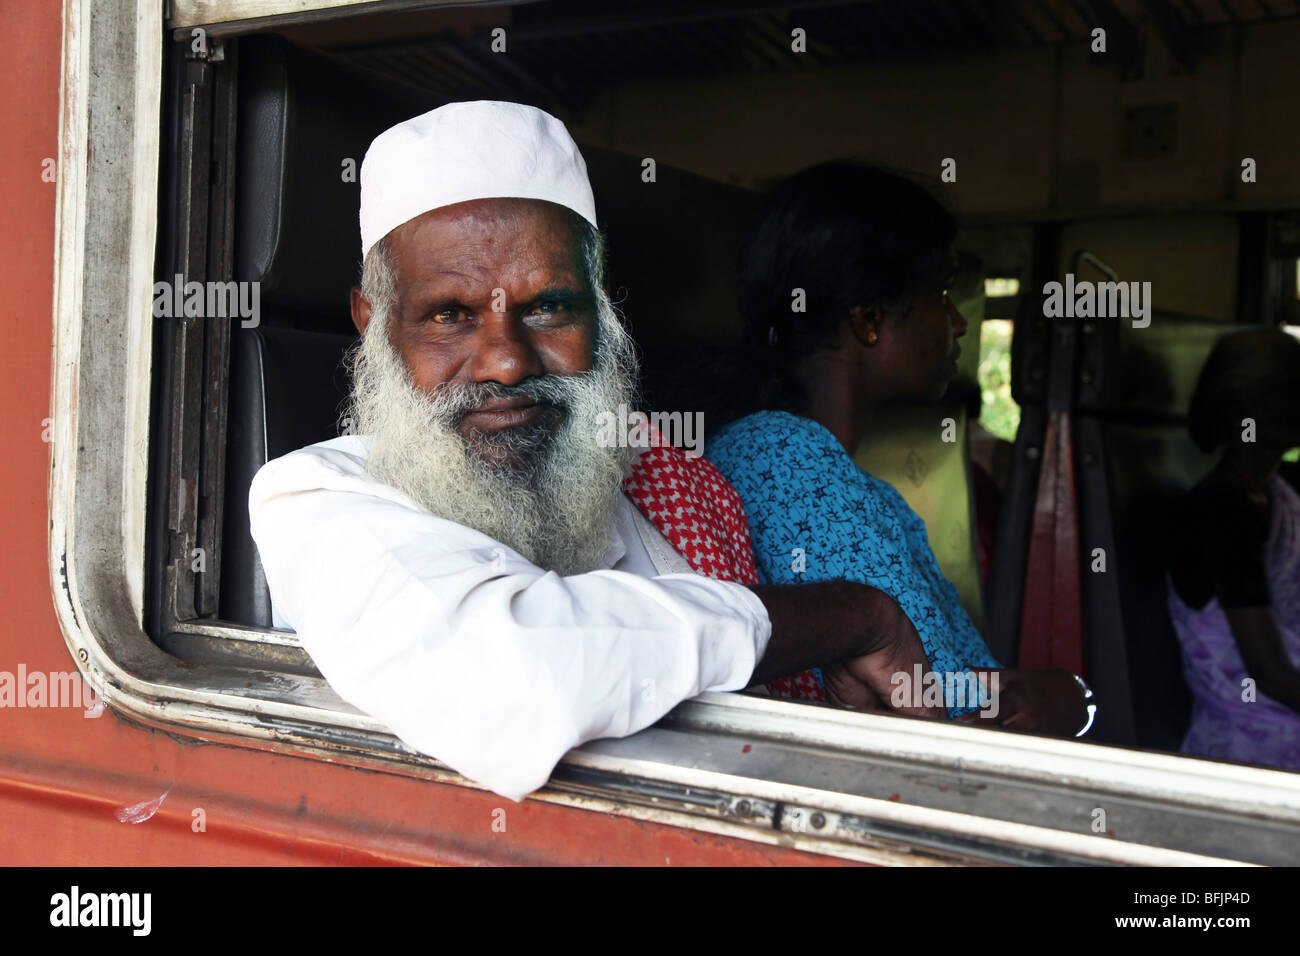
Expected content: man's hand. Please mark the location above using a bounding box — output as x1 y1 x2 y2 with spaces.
956 668 1089 737
749 581 944 719
823 660 886 711
834 600 945 719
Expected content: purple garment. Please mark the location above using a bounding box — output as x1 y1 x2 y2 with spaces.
1167 475 1300 770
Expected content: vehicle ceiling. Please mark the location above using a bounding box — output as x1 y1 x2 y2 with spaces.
278 0 1300 115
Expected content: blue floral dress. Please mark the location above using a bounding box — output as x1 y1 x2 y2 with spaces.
707 410 1001 717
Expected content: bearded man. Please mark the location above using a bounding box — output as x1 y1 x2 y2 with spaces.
250 101 940 802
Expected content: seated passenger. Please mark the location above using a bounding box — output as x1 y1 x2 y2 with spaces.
1167 329 1300 770
705 162 1090 736
249 103 943 802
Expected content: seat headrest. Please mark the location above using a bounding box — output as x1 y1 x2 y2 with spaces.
235 35 436 325
1013 297 1267 419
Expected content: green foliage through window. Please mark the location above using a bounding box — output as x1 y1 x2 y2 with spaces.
978 319 1020 442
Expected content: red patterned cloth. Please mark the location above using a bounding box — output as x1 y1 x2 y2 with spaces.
623 439 826 702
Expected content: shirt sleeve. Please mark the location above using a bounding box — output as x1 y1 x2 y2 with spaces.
248 444 771 802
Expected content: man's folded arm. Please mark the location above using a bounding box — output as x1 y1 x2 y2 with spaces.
249 453 771 802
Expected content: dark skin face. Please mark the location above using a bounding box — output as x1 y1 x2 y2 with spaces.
862 256 968 402
797 247 967 454
349 198 598 464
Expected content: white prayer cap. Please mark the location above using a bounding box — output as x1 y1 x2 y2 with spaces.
359 100 598 260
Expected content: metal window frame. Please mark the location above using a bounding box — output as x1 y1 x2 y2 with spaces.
50 0 1300 866
167 0 526 36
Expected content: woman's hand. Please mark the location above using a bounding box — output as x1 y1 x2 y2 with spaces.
956 668 1089 737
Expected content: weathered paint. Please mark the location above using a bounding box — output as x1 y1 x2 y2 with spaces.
0 0 850 867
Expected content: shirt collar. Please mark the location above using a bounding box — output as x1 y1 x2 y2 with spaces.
600 495 633 569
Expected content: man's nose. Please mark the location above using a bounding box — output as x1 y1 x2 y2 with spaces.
466 313 545 386
947 297 968 337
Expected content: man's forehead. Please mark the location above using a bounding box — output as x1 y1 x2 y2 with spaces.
393 197 583 253
389 198 587 286
401 266 586 306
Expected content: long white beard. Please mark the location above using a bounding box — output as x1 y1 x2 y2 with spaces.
347 307 638 575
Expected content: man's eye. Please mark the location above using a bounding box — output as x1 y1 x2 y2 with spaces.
528 300 566 317
433 309 468 323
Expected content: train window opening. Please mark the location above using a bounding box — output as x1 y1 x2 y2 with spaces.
149 4 1300 757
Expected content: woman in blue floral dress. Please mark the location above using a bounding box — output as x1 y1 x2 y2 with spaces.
706 163 1089 735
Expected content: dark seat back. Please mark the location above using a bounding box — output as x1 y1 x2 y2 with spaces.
234 34 437 327
221 327 355 626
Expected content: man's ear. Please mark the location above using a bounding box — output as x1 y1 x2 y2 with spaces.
847 304 882 348
349 287 373 337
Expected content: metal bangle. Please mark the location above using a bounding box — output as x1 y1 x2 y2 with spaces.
1071 673 1097 738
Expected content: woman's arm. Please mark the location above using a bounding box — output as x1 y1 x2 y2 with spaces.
1192 482 1300 712
1224 606 1300 714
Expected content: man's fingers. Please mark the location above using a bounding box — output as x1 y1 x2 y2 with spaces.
824 660 887 712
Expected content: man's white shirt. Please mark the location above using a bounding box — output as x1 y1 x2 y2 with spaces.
248 435 772 801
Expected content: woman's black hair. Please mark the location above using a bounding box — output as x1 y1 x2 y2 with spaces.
663 162 958 433
718 162 957 423
1187 329 1300 453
